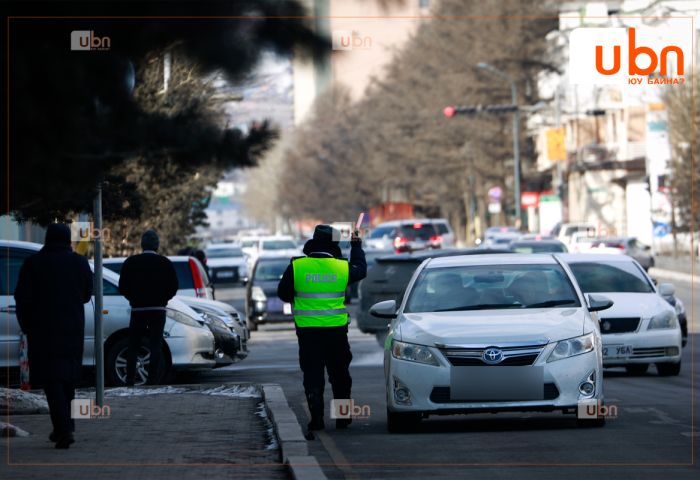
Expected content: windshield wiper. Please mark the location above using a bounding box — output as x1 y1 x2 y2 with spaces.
434 303 523 312
525 299 576 308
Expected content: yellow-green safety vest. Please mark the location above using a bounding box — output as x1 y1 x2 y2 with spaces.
293 257 349 327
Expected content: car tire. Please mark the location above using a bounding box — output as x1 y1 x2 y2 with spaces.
386 408 422 433
247 318 259 331
625 364 649 374
576 416 606 428
657 361 681 376
106 336 169 386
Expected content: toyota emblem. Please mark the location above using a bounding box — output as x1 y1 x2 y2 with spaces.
602 321 611 331
482 348 504 364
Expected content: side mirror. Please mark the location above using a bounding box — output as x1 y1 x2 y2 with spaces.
658 283 675 296
587 294 614 312
369 300 398 319
241 277 249 285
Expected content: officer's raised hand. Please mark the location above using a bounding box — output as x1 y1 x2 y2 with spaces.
350 229 362 249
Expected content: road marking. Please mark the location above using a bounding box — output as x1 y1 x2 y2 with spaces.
303 401 361 480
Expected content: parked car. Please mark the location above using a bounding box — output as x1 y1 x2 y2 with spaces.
242 236 301 269
245 256 294 331
357 249 513 335
510 239 568 254
342 248 395 301
103 255 214 300
204 244 250 285
585 237 654 271
365 219 456 251
560 254 682 375
558 222 596 245
0 241 224 386
374 253 607 432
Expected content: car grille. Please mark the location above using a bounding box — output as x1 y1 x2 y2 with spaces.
632 347 666 358
441 345 545 367
599 318 640 334
429 383 559 403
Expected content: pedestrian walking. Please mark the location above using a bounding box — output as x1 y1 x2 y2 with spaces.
277 225 367 430
118 230 178 386
14 223 93 449
194 249 210 277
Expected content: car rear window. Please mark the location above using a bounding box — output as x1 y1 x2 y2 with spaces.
172 262 195 289
512 243 567 253
371 226 397 238
399 223 437 238
436 223 450 234
206 248 243 258
568 262 652 293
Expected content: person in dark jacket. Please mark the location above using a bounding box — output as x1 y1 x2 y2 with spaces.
14 223 93 449
278 225 367 431
118 230 178 386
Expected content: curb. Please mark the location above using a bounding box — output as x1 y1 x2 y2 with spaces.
648 267 699 285
259 384 327 480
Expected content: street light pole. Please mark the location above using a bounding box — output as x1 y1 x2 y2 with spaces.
477 63 521 223
93 185 104 407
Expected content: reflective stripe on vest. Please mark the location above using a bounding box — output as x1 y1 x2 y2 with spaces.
293 257 349 327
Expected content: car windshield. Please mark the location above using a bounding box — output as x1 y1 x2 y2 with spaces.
262 240 297 250
512 243 567 253
205 248 243 258
568 262 653 293
370 226 397 238
405 263 580 312
254 259 289 281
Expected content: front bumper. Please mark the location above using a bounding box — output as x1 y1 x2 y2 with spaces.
602 327 682 366
166 323 217 371
386 343 602 415
206 324 240 367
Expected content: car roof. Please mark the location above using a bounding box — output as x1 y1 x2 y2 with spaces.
103 255 195 263
427 253 558 268
206 244 242 250
558 253 635 263
374 219 447 227
375 248 514 263
4 240 43 251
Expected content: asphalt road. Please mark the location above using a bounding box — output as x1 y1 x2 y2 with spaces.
202 278 699 479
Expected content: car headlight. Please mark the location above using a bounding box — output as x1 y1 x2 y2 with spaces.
647 311 678 330
674 298 685 316
391 340 439 366
166 308 206 329
547 333 595 362
251 286 267 302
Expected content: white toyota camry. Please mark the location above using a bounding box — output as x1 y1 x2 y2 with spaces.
372 254 610 433
560 254 682 376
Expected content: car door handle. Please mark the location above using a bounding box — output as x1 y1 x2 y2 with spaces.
0 305 16 313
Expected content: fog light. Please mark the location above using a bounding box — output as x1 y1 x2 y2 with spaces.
395 388 410 402
579 382 595 395
666 346 680 356
215 349 225 359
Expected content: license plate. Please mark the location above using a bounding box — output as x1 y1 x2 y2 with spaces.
408 242 426 249
283 303 292 315
450 366 544 401
217 271 234 278
603 345 633 357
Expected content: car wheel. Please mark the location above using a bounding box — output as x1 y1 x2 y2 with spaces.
625 364 649 374
247 318 259 331
386 408 422 433
576 416 606 428
106 337 169 386
657 361 681 376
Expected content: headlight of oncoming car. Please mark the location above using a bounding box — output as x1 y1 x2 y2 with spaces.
547 333 595 362
647 310 678 330
251 286 267 302
166 308 206 329
674 298 685 316
391 340 439 366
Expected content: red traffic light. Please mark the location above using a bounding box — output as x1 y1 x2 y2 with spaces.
444 106 455 117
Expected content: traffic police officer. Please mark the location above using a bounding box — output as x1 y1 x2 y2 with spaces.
277 224 367 430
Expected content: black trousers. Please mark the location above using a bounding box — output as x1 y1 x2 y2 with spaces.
127 310 166 384
44 380 76 435
296 325 353 397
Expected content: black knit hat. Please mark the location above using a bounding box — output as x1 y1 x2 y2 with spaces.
312 225 339 243
141 230 160 251
45 223 71 244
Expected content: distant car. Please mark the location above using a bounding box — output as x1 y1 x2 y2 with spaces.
343 248 395 301
365 219 456 251
484 226 519 242
557 222 596 245
357 249 514 335
480 232 520 250
204 244 250 285
510 239 568 253
568 232 599 254
245 256 294 331
561 254 682 375
241 236 301 269
518 233 555 241
586 237 654 271
103 256 214 300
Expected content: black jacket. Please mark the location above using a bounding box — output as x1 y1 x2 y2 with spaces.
277 241 367 303
14 243 93 383
118 253 179 308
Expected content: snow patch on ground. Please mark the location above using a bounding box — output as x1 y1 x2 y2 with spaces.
255 402 279 450
0 388 49 410
75 385 261 398
0 422 30 437
192 385 261 398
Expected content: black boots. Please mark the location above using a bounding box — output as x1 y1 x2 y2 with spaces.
306 388 325 431
334 386 352 429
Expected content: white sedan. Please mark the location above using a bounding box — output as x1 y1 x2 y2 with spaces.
371 254 610 433
561 254 682 375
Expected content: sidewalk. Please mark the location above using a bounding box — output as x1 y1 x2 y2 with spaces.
2 384 289 479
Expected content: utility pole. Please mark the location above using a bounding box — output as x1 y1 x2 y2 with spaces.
94 185 104 407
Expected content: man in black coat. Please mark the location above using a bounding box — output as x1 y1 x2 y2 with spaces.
119 230 178 386
15 223 93 449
